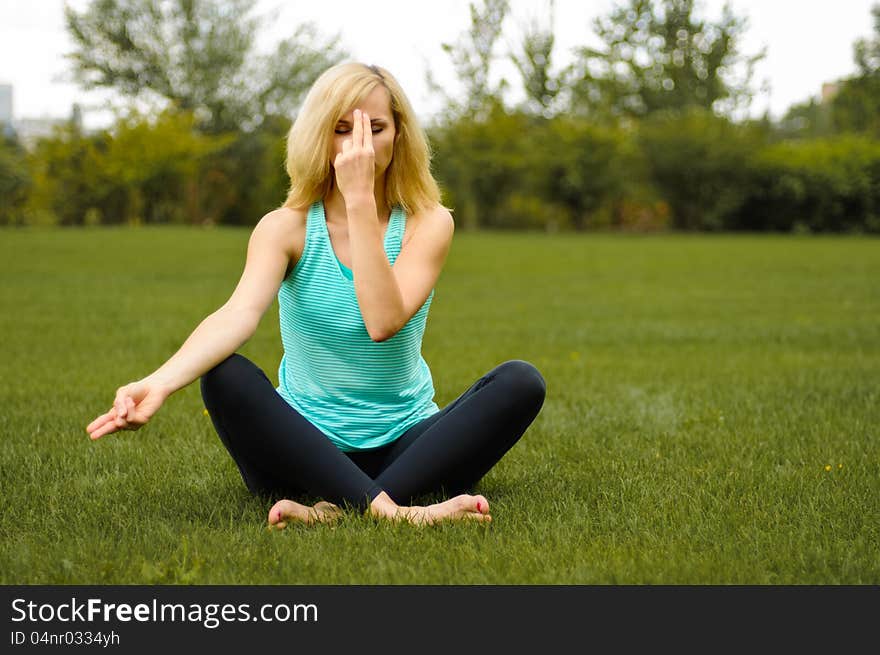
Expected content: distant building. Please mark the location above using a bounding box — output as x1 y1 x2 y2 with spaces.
821 82 840 104
0 83 85 149
1 83 90 147
0 84 12 124
13 117 68 147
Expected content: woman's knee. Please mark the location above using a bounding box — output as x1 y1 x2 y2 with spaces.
495 359 546 408
200 353 252 400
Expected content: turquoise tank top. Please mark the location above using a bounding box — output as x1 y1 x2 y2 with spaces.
275 200 440 452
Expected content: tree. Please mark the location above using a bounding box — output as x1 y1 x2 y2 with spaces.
831 3 880 135
0 133 31 225
426 0 511 121
24 110 232 226
64 0 346 133
569 0 764 121
509 0 569 117
430 106 534 230
531 116 632 230
99 109 234 224
638 108 766 230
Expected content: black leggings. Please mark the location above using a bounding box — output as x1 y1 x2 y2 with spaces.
200 354 546 510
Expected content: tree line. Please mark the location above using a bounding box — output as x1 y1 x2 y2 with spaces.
1 0 878 232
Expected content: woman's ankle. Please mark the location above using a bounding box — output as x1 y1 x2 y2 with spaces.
368 491 401 519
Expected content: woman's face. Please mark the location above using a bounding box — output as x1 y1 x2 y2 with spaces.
332 85 397 178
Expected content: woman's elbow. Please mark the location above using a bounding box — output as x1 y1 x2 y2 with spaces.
367 319 403 343
368 327 395 343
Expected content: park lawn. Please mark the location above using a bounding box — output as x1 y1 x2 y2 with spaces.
0 226 877 584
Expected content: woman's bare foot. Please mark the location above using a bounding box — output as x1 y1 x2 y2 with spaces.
370 492 492 526
267 499 342 529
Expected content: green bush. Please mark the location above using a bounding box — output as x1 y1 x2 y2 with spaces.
23 111 233 226
429 107 533 230
8 102 880 232
638 109 768 230
211 115 291 225
735 136 880 233
431 109 636 230
532 117 635 230
0 135 31 225
25 124 106 226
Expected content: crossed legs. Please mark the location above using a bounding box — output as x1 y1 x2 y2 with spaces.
200 354 546 526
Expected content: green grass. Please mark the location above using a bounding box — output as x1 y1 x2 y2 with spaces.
1 227 878 584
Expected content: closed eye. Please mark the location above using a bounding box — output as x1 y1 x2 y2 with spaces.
335 128 383 134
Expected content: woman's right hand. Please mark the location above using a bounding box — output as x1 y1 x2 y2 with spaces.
86 379 169 440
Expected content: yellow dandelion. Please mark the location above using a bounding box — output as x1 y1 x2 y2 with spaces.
838 463 843 469
203 409 209 416
824 465 832 472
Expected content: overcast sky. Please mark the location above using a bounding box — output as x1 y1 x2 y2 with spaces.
0 0 876 128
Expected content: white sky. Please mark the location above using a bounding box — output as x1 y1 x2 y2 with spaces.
0 0 875 128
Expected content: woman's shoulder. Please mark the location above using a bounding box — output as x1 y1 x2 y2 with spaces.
407 203 453 225
252 205 309 259
404 203 454 246
259 204 310 229
406 204 455 231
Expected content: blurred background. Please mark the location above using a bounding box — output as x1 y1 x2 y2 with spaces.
1 0 878 232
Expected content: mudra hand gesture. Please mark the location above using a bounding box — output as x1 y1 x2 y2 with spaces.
86 380 168 440
333 108 376 203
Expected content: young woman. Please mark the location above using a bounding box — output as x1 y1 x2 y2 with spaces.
86 62 546 527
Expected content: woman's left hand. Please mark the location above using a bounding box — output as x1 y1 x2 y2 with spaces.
333 108 375 204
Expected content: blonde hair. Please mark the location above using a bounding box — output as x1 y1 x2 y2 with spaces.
283 62 443 216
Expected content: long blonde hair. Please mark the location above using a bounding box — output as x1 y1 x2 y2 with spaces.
283 62 443 216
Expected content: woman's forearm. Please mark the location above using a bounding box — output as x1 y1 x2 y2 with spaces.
144 306 259 395
346 196 405 341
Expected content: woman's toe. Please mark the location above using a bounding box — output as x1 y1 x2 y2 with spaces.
268 500 298 527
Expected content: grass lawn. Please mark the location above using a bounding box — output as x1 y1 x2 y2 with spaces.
1 227 877 584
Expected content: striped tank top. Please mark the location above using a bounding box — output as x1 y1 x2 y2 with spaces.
275 200 440 452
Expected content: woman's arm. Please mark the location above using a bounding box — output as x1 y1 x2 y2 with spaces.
146 209 296 394
86 208 300 439
335 110 455 342
347 201 454 342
